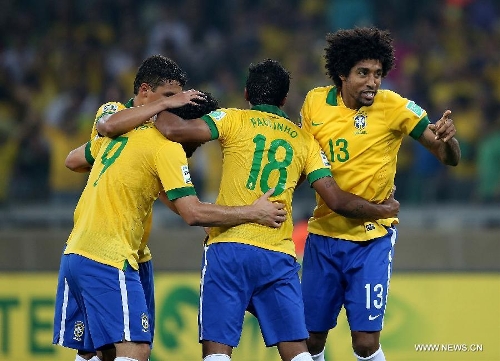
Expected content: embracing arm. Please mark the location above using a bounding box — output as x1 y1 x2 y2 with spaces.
158 191 179 214
155 111 213 143
419 110 461 166
97 90 205 138
171 189 286 228
65 143 92 173
312 177 399 219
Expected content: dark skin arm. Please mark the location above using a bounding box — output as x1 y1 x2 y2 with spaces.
155 110 212 143
312 177 399 219
65 143 91 172
420 110 461 166
171 189 286 228
97 90 204 138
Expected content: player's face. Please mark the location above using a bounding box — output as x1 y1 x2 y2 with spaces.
340 59 382 110
146 81 183 104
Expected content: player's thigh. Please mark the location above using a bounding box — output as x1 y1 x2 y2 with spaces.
53 260 94 351
199 243 251 347
301 233 345 331
67 255 152 348
139 260 155 341
344 227 397 331
250 251 308 347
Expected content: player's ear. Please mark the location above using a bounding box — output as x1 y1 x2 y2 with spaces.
280 96 287 106
139 83 150 96
244 88 250 101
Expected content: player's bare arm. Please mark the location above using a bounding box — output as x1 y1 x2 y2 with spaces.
312 176 399 219
155 110 212 143
420 110 461 166
171 188 287 228
158 191 179 214
65 143 91 172
97 89 205 138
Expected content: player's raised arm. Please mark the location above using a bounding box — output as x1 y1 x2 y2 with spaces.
419 109 461 166
97 90 205 138
155 110 213 144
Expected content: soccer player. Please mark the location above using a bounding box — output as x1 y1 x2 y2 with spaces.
299 27 461 361
54 55 210 361
151 59 399 361
56 89 219 361
52 56 286 361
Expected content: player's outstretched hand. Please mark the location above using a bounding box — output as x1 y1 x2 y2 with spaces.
164 89 206 110
380 187 400 218
250 188 287 228
429 110 456 142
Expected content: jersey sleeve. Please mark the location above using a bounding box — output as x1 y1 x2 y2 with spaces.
91 102 126 140
86 137 106 164
304 135 332 185
201 108 241 145
384 90 430 139
154 142 197 201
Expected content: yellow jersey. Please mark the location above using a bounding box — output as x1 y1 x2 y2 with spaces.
300 86 429 241
65 120 195 270
201 104 331 257
89 99 153 263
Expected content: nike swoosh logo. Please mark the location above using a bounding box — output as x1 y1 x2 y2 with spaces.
311 121 323 126
368 314 381 321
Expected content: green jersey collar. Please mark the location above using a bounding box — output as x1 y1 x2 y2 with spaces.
251 104 289 119
124 98 134 108
326 87 338 106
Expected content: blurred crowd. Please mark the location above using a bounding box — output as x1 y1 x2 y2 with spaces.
1 0 499 208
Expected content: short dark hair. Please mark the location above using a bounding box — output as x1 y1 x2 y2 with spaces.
324 27 396 88
245 59 290 106
167 91 219 158
133 55 188 94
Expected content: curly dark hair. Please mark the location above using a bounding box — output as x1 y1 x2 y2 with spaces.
167 91 219 158
168 91 219 120
324 27 396 88
133 55 188 94
245 59 290 106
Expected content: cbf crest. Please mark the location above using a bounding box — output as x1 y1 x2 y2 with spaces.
353 111 367 134
73 321 85 341
141 312 149 333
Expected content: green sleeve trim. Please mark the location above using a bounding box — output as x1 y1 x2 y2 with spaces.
84 142 94 165
201 115 219 140
307 168 332 184
409 116 430 139
166 186 197 201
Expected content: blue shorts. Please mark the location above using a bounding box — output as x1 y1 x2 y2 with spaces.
53 254 152 350
199 242 308 347
301 227 397 332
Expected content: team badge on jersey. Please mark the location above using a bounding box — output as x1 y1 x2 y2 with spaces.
208 110 226 121
102 103 119 114
406 101 424 117
353 111 367 134
141 312 149 333
181 165 192 184
73 321 85 341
